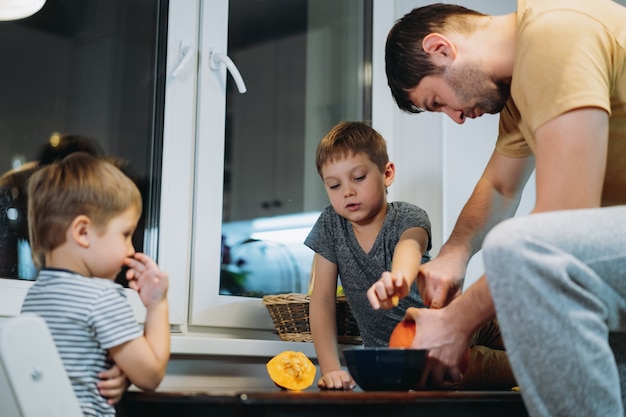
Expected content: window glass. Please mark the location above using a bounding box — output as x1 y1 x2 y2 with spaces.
218 0 372 297
0 0 167 280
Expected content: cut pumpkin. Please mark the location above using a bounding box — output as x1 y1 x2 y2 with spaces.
389 319 416 348
267 351 316 391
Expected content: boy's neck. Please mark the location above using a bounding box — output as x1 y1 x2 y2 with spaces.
45 245 92 278
350 202 388 253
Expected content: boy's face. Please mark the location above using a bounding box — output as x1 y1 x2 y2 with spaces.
87 206 139 279
320 152 394 225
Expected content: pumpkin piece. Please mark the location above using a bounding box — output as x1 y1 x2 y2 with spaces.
267 351 316 391
391 295 400 306
389 319 416 348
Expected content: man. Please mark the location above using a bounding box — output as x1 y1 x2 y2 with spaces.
371 2 626 416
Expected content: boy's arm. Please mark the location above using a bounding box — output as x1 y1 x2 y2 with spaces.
309 254 355 390
109 253 170 391
109 301 169 390
390 227 429 286
367 227 428 309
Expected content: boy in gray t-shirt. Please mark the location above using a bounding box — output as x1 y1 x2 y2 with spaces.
306 121 515 391
305 121 432 390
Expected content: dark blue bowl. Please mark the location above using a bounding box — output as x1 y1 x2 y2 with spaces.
343 347 428 391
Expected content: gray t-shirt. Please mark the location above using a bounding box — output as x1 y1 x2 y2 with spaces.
304 201 432 346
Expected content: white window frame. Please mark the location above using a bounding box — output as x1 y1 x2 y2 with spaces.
0 1 395 357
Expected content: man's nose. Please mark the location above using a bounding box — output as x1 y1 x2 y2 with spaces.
443 107 466 124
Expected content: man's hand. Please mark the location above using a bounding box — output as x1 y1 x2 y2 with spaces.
98 363 130 405
403 307 471 388
317 369 356 390
417 254 466 309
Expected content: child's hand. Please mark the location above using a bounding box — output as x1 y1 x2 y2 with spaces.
97 363 130 405
317 369 356 390
124 252 169 308
367 271 409 310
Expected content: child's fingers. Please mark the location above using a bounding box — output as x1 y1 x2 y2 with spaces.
124 253 159 282
123 257 143 273
391 271 406 288
367 280 397 310
366 290 379 309
366 284 383 309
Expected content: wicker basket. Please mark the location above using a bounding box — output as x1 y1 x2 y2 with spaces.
262 293 362 345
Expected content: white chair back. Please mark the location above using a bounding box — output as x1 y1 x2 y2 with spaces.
0 313 83 417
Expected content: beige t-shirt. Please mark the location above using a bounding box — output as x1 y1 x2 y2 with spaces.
497 0 626 206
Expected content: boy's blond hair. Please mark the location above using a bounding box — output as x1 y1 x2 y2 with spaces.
27 152 142 267
315 121 389 176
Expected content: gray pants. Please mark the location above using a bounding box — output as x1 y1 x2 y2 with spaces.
483 206 626 417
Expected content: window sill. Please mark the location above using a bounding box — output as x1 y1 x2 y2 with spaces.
170 333 317 358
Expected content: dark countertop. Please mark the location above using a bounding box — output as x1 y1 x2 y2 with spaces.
117 389 528 417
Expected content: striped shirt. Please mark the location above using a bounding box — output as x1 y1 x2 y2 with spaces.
21 268 143 417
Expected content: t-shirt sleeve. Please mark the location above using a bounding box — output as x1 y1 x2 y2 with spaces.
304 207 338 265
498 7 616 157
513 9 613 132
497 99 532 158
92 286 143 349
393 202 433 252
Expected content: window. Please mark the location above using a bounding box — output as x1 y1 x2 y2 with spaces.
0 0 169 316
189 0 372 328
0 0 373 335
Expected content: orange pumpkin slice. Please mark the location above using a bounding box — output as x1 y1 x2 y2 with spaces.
267 351 316 391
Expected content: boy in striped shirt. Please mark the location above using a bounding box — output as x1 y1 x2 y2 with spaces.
21 152 169 416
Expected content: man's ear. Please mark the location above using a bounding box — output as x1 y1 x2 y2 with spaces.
422 33 457 66
70 215 92 248
384 162 395 188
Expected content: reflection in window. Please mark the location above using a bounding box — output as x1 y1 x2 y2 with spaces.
0 0 167 280
219 0 372 297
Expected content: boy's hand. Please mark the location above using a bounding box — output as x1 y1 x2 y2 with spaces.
124 252 169 308
318 369 356 390
367 271 409 310
98 363 130 405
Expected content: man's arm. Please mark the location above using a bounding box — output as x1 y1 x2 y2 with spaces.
404 274 495 387
414 107 609 387
418 150 534 308
533 107 607 212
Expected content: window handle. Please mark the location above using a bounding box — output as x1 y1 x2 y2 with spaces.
171 41 193 78
208 48 247 94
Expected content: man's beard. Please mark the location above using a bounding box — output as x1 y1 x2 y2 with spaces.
445 62 510 115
